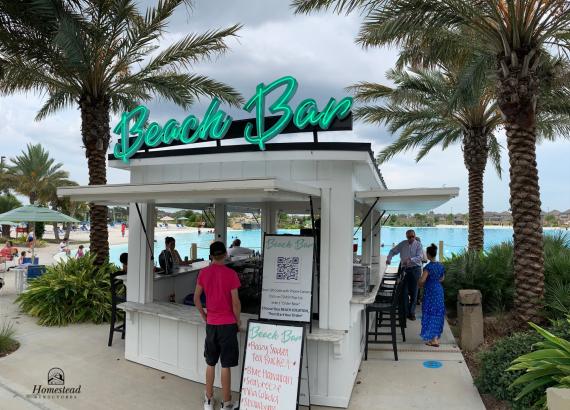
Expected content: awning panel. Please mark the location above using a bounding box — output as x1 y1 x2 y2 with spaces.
57 178 320 206
356 187 459 213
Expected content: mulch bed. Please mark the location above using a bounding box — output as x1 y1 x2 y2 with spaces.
0 340 20 358
448 314 526 410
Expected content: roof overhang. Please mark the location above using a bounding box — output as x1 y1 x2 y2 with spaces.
356 187 459 214
57 178 320 207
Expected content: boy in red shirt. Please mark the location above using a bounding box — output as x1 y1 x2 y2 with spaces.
194 241 241 410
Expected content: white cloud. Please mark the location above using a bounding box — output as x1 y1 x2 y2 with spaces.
1 1 568 213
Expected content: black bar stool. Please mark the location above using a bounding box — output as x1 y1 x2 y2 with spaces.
376 269 407 333
365 275 406 361
108 271 126 346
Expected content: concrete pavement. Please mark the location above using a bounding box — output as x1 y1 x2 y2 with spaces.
0 269 485 409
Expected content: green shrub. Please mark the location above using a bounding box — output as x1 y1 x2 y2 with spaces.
0 321 18 355
443 233 570 317
476 319 570 409
11 236 47 248
508 317 570 408
35 222 45 239
16 253 119 326
443 242 514 313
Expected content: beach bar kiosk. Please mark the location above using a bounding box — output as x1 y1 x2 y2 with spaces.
58 76 458 407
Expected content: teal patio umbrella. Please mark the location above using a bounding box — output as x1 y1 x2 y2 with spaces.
0 205 79 261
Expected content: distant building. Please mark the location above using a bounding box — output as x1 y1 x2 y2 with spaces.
485 211 512 226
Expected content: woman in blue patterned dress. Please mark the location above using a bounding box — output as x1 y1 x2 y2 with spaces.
419 243 445 347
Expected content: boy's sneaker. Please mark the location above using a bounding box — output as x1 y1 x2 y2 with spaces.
203 394 214 410
221 401 238 409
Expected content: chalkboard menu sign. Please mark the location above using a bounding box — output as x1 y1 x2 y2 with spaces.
260 234 314 323
239 320 305 410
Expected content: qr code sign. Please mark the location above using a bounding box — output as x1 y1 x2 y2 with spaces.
276 256 300 281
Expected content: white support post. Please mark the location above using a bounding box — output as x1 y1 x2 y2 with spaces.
319 188 331 329
127 202 155 303
319 163 354 331
261 203 278 235
370 209 382 284
361 208 372 265
214 204 227 245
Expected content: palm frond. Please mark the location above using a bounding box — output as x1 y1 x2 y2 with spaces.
35 90 76 120
144 25 242 73
348 81 394 102
487 135 503 178
291 0 374 14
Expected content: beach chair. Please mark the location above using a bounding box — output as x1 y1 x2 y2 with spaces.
26 265 46 282
22 257 40 264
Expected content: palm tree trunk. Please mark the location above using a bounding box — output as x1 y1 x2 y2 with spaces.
80 96 110 266
505 122 544 323
463 129 487 252
497 54 544 323
53 223 60 241
64 222 72 240
1 224 10 238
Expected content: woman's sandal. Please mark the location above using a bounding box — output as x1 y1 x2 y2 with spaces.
425 341 440 348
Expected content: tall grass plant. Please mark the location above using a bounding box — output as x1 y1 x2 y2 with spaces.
17 253 119 326
443 233 570 318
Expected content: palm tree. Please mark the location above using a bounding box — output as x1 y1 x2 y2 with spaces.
293 0 570 322
0 160 9 194
355 67 503 251
0 0 243 265
50 194 88 241
0 193 21 238
6 143 73 205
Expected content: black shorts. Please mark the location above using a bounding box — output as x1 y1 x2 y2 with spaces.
204 323 239 368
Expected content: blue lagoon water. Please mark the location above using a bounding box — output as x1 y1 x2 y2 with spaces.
109 226 567 266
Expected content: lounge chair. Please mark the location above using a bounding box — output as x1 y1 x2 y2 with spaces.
26 265 46 282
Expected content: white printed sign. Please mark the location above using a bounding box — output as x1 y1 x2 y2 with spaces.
260 235 314 323
240 321 305 410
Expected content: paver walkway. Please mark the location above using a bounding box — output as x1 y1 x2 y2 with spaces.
0 269 485 409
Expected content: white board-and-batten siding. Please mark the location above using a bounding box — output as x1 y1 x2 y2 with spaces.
118 150 383 408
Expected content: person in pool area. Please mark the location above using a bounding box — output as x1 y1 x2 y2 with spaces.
194 241 241 410
59 239 71 255
386 229 424 321
419 243 446 347
18 251 27 264
75 245 85 258
27 231 34 249
1 241 18 258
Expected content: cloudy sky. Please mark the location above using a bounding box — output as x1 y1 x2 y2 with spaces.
0 0 568 213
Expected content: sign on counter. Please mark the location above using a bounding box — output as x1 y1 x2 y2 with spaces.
260 234 314 323
239 321 305 410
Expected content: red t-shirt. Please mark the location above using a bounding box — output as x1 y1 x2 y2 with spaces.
197 263 241 325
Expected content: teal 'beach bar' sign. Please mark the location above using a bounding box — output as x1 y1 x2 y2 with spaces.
113 75 353 163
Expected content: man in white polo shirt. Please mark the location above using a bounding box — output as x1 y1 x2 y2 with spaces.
227 239 253 257
386 229 424 320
